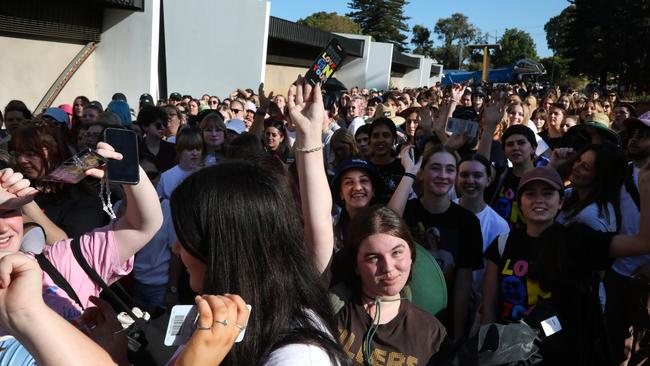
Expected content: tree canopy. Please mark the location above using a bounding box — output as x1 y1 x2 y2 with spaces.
430 13 484 69
545 0 650 92
411 25 434 57
347 0 410 51
492 28 538 67
296 12 361 35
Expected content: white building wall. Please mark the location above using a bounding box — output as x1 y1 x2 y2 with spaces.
366 42 393 91
163 0 270 99
95 0 160 106
333 33 371 90
0 36 97 113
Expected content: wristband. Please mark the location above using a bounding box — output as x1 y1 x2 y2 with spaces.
403 172 416 180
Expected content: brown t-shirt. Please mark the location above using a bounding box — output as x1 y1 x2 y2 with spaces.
337 298 446 366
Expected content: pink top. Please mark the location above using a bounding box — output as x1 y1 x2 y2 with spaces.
39 223 134 321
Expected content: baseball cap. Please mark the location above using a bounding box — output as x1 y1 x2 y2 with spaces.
226 119 247 135
244 101 257 112
517 166 564 198
140 93 154 107
42 107 68 124
330 158 382 206
112 93 127 102
169 92 182 101
58 104 73 116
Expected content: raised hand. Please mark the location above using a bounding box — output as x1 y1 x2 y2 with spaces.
0 169 38 210
444 133 470 152
258 82 274 110
287 75 324 145
84 142 123 179
450 83 466 103
0 251 45 330
549 147 576 169
482 102 505 129
398 145 422 174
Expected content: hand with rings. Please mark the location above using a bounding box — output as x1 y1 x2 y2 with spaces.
176 294 250 366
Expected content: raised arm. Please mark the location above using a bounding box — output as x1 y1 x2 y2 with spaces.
88 142 163 263
248 83 272 139
387 146 420 216
0 252 116 366
288 76 333 274
477 102 503 160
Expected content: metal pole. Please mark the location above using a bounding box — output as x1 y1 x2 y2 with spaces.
482 46 488 82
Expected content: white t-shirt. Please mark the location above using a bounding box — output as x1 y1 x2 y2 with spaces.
347 117 365 135
613 164 647 277
264 343 335 365
156 165 194 200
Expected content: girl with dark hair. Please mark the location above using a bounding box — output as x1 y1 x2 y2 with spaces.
480 164 650 365
9 121 108 237
72 96 89 128
166 76 349 365
263 118 292 163
557 143 626 231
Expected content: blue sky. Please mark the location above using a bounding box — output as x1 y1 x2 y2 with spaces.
269 0 570 58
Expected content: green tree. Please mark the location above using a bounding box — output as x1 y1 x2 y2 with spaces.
297 12 361 34
492 28 538 67
347 0 410 51
432 13 480 69
411 25 434 56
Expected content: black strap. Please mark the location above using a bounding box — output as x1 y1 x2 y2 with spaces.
489 167 509 206
36 253 84 310
625 163 641 210
69 237 147 328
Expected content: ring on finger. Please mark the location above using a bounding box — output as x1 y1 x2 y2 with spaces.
234 323 246 331
196 325 212 331
215 319 229 326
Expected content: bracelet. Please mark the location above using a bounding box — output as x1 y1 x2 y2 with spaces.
294 144 324 153
403 172 417 180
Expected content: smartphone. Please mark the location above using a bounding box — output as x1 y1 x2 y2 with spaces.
446 117 479 139
104 128 140 185
42 148 106 184
305 38 347 86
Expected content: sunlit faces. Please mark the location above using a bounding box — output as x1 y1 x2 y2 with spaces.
507 105 525 126
472 95 484 109
15 148 47 179
405 112 418 137
356 233 412 298
504 134 534 165
457 160 489 200
164 107 182 136
174 242 207 293
0 208 25 253
561 116 577 133
178 148 202 171
531 112 546 131
369 124 394 157
339 169 374 210
519 181 563 225
366 106 376 119
461 94 472 107
189 100 199 116
419 151 456 197
558 97 571 111
264 126 284 151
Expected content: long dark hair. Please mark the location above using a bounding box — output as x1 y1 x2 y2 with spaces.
263 118 292 163
563 143 625 230
170 161 348 365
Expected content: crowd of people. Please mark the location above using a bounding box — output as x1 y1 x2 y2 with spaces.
0 74 648 366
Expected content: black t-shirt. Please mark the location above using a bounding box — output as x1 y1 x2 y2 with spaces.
403 199 483 330
369 159 404 204
337 297 446 366
539 130 563 150
484 223 615 364
487 168 527 230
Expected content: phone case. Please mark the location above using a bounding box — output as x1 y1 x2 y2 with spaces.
42 149 105 184
305 38 347 85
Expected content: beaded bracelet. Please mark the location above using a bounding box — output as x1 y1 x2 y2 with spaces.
294 144 324 153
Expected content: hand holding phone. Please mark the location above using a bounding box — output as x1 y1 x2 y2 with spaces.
104 128 140 185
305 38 347 85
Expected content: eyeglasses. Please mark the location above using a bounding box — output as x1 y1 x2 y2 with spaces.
10 150 39 159
231 109 242 114
210 100 219 105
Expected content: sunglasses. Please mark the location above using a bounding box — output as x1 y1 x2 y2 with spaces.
231 109 242 114
210 100 219 105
